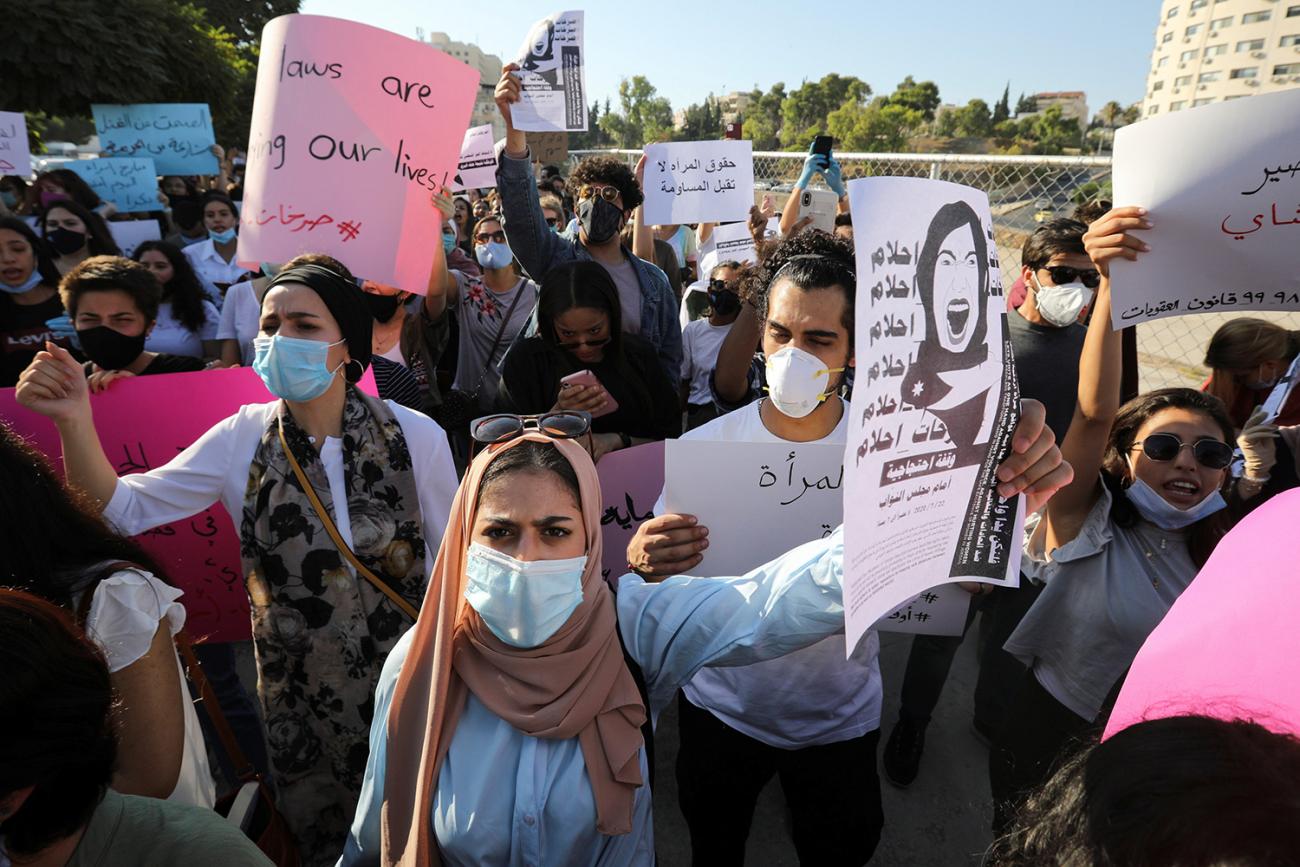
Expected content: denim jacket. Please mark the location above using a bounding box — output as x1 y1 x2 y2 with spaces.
496 150 682 383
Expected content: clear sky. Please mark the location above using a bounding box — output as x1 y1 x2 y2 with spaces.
297 0 1158 118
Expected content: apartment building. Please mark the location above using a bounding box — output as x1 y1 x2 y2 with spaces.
1143 0 1300 116
425 31 506 137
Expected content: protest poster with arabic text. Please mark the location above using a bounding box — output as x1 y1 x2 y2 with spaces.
0 112 31 176
453 124 498 191
510 11 587 133
842 176 1023 657
643 140 754 225
596 441 664 583
67 158 161 213
92 103 218 175
1110 88 1300 327
238 15 478 291
664 438 971 635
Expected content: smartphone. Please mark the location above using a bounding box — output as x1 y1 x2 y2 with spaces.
559 369 619 418
812 135 834 161
798 188 838 234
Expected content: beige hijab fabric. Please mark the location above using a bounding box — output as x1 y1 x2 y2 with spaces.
380 433 647 866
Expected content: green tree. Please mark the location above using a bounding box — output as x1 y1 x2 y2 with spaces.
190 0 299 44
570 101 602 148
886 76 941 121
779 74 871 149
993 83 1011 124
1015 92 1038 115
1026 105 1081 154
952 98 992 138
599 76 674 148
828 98 921 153
675 95 723 141
1095 100 1124 129
740 83 786 150
1120 102 1141 125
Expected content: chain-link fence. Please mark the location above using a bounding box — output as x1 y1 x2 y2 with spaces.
570 148 1300 392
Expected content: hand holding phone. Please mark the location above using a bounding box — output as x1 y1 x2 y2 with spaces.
558 369 619 418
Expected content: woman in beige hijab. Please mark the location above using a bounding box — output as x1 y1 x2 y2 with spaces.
341 403 1067 866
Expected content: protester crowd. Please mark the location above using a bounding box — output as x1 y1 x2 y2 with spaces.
3 47 1300 867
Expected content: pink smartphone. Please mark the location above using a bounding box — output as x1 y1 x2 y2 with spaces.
559 369 618 418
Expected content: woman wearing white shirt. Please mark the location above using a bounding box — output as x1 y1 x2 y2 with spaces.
182 191 249 307
15 263 460 866
134 240 221 361
0 426 214 809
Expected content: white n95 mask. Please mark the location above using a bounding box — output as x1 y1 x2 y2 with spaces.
1032 275 1093 328
764 345 844 419
463 543 587 648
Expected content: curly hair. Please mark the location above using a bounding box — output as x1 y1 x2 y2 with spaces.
739 230 856 339
990 716 1300 867
568 156 644 211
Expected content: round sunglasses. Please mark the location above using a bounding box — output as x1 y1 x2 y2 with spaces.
469 411 593 456
1130 433 1233 470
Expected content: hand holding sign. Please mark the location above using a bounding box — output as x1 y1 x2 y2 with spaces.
238 15 478 290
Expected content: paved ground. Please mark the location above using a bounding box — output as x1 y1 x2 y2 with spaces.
652 629 995 867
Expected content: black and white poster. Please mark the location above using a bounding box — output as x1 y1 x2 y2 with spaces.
843 177 1023 654
509 11 587 133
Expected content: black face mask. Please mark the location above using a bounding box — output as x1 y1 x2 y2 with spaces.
708 290 741 316
46 227 87 256
577 197 624 245
77 326 147 371
362 291 404 323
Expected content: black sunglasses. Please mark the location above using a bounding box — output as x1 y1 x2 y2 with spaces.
556 335 612 352
1041 265 1101 290
469 411 593 457
708 278 737 293
1130 433 1233 470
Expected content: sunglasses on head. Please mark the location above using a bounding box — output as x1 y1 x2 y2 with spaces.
1130 433 1233 470
579 184 621 204
1040 265 1101 290
469 411 593 457
475 230 507 244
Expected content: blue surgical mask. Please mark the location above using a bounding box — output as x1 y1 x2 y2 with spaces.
1124 476 1227 530
463 542 587 648
209 227 237 244
0 189 17 208
0 269 42 294
443 233 457 254
475 240 513 270
252 334 346 402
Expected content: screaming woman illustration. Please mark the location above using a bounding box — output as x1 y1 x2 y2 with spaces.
520 19 560 85
899 200 1002 450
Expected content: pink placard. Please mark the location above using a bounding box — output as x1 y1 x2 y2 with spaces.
596 441 665 583
0 366 379 642
1104 489 1300 739
238 15 479 293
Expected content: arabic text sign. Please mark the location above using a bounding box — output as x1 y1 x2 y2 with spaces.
708 220 758 266
596 441 664 583
1104 489 1300 740
842 176 1023 657
510 11 586 133
880 585 970 636
643 141 754 226
1110 89 1300 327
0 368 279 642
238 14 479 292
92 103 218 175
0 111 31 176
67 158 161 213
453 124 498 191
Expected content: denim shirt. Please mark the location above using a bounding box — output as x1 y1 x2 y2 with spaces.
495 150 682 383
339 528 846 867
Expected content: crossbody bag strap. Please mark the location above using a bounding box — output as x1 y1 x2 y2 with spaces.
467 279 528 396
175 630 259 782
277 420 419 621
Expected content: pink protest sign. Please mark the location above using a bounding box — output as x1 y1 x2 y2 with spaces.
1104 489 1300 740
597 441 664 583
0 366 378 642
238 15 479 293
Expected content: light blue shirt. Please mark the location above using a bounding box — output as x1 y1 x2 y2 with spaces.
340 527 845 867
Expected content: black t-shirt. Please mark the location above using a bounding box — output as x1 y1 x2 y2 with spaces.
82 353 206 378
498 333 682 441
0 291 73 387
1008 307 1086 443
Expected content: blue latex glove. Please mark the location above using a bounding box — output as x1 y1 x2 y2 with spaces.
796 149 829 190
822 157 846 198
44 314 81 351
